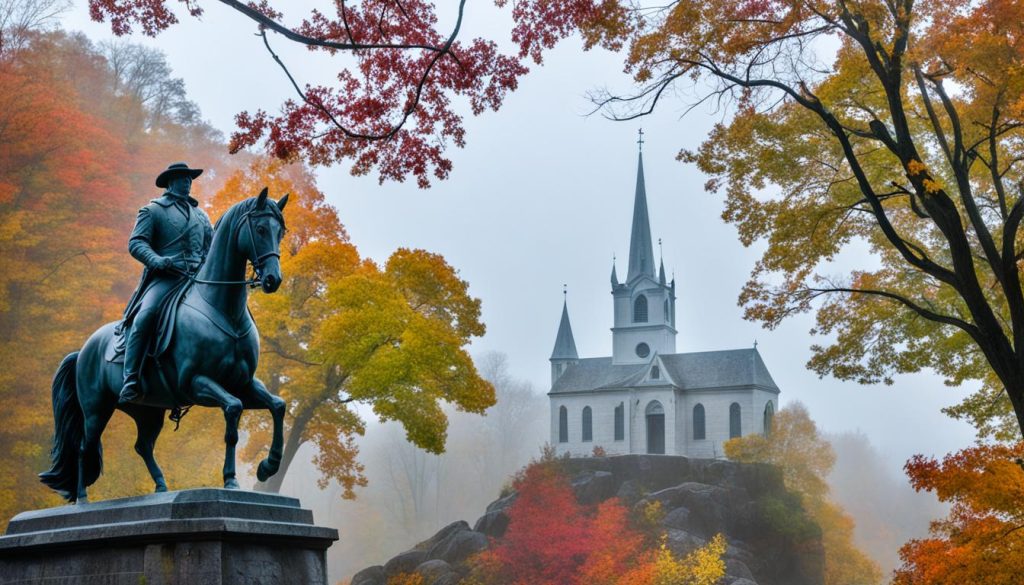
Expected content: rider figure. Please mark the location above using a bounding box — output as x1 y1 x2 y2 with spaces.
118 162 213 405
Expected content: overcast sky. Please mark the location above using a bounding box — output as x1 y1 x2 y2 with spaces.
61 1 978 476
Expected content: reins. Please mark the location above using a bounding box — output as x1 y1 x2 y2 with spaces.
172 207 282 288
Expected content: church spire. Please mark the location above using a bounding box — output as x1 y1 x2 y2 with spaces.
550 292 579 361
627 139 655 283
611 256 619 287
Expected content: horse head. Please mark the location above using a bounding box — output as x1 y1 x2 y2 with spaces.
242 187 288 294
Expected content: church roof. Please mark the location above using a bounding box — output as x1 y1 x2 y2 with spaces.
550 300 579 360
626 152 656 283
549 348 779 394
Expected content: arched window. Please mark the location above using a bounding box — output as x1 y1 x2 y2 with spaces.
614 403 624 441
663 298 669 322
693 404 706 440
650 365 660 380
559 406 568 443
582 406 593 442
645 401 665 454
633 295 648 323
730 403 742 438
763 401 774 437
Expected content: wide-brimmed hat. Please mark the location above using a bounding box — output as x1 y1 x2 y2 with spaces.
155 162 203 188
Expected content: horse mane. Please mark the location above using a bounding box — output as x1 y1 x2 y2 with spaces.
213 195 286 233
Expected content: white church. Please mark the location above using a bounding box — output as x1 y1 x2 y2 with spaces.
548 148 779 458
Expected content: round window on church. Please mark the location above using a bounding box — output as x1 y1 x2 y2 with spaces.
636 343 650 358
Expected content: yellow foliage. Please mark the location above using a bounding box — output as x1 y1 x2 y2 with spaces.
619 534 726 585
386 573 424 585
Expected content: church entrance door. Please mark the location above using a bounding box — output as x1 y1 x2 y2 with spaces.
645 400 665 454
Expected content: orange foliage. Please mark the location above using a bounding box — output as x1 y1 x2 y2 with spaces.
385 573 424 585
894 443 1024 585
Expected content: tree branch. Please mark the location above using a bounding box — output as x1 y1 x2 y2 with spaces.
218 0 445 53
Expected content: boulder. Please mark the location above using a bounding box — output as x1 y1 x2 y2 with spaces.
572 471 616 505
473 509 510 537
486 492 517 514
664 528 707 557
616 479 646 506
416 520 471 551
426 529 489 565
351 565 385 585
415 559 459 585
384 550 427 577
660 506 691 530
725 558 756 582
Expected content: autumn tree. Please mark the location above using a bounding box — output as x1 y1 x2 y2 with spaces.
894 442 1024 585
214 161 494 496
725 403 881 585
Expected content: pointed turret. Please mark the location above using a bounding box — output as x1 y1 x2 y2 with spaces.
659 257 666 285
611 260 619 288
550 298 579 384
551 300 578 360
626 152 655 282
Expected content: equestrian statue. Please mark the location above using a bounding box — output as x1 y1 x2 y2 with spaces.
39 162 290 503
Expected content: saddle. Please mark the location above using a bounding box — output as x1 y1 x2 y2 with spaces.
106 279 193 365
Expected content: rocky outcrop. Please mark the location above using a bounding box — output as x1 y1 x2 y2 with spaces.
351 455 824 585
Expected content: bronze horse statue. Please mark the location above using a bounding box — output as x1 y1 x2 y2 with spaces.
40 189 288 503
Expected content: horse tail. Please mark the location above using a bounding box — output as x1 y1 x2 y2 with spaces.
39 352 84 501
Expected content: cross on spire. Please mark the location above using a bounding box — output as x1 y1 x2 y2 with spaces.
637 128 645 152
563 283 567 297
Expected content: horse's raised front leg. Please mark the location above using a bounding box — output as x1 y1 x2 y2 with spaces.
192 375 243 489
238 377 286 482
125 405 168 493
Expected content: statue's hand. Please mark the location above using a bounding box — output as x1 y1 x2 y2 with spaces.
154 256 173 271
155 256 184 273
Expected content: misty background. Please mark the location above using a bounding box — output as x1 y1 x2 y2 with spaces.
51 0 967 579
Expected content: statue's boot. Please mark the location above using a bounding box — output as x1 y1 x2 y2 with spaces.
118 318 150 404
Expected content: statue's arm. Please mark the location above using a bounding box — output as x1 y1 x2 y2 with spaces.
128 207 170 271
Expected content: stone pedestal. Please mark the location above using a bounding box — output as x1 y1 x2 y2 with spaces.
0 489 338 585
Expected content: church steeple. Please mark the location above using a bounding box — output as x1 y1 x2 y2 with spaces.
610 132 677 364
626 151 655 283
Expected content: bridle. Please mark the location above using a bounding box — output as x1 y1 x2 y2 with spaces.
187 207 283 288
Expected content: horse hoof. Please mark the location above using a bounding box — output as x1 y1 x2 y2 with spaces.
75 497 89 505
155 484 168 493
257 460 277 482
224 479 240 490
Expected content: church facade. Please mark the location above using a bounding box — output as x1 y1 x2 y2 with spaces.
548 151 779 458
